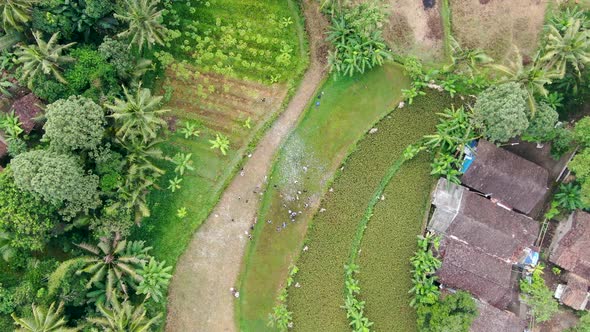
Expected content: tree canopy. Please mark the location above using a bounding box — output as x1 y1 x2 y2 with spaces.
473 82 530 142
43 95 106 152
11 150 100 219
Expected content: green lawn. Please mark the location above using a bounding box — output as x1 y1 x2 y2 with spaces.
131 0 307 327
288 92 450 331
236 63 411 331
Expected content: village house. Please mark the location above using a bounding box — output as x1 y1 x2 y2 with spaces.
461 140 550 217
429 178 540 310
549 210 590 311
470 300 527 332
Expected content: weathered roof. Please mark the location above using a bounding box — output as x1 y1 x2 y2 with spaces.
449 190 539 262
431 178 540 309
550 211 590 281
11 93 43 134
437 238 518 309
470 300 526 332
461 140 549 215
430 178 540 262
561 273 589 310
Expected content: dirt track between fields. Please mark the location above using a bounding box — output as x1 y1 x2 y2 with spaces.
164 1 329 331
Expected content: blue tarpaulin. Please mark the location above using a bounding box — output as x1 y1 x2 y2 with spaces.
460 141 477 173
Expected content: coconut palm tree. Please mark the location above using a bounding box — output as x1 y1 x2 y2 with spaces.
11 302 79 332
88 299 161 332
75 233 149 301
0 231 16 261
115 0 166 52
14 31 75 87
449 35 493 76
489 47 561 114
0 0 36 31
106 85 169 144
542 18 590 78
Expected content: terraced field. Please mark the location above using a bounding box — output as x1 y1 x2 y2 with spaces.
288 92 451 332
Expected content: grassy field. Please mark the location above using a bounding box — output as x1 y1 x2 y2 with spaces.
131 0 307 326
236 63 411 331
383 0 446 63
288 92 450 331
450 0 548 63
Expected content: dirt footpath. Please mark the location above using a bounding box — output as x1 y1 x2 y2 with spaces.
164 1 329 331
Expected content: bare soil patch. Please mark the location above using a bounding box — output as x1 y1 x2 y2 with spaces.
450 0 548 64
538 308 580 332
161 69 287 146
383 0 445 62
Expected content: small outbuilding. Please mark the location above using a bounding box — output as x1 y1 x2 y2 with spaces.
550 211 590 281
461 140 550 216
555 273 589 311
470 299 527 332
550 211 590 311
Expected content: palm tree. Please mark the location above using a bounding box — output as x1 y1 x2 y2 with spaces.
106 85 169 144
14 31 75 88
0 0 36 31
449 36 493 76
75 234 149 301
112 138 165 222
88 299 161 332
489 47 561 113
169 152 194 176
542 18 590 78
209 133 230 155
12 302 79 332
115 0 166 52
0 231 16 261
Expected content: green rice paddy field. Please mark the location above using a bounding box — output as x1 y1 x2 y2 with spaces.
288 92 453 332
237 63 411 331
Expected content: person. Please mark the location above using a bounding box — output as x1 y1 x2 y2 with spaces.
315 101 320 107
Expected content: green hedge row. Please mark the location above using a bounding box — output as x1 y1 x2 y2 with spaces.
288 92 452 331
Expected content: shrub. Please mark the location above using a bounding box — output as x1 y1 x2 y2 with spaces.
43 95 106 152
98 37 134 79
524 102 559 142
409 234 442 308
554 183 585 211
567 312 590 332
574 116 590 148
520 266 558 324
551 127 574 159
327 1 390 76
569 149 590 181
30 74 69 103
416 291 478 332
64 47 118 99
0 283 15 315
0 169 58 251
473 83 529 143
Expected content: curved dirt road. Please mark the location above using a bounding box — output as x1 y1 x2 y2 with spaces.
165 1 329 331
